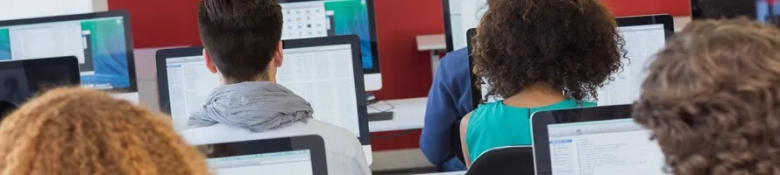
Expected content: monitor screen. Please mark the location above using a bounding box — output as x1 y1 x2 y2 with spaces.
0 60 76 107
208 150 314 175
595 24 666 106
547 119 665 175
693 0 780 24
0 16 131 90
165 44 361 136
444 0 487 51
278 0 377 71
472 24 666 105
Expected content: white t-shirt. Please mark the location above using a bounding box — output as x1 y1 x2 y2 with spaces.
181 119 371 175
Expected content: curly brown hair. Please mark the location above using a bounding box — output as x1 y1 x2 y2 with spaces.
472 0 624 101
633 19 780 175
0 88 210 175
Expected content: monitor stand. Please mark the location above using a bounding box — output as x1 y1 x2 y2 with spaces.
368 111 394 121
366 92 394 121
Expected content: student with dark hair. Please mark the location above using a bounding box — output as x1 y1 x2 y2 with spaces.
180 0 370 174
634 19 780 175
459 0 624 167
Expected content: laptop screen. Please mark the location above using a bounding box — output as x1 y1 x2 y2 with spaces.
164 44 360 136
0 57 78 107
208 150 314 175
547 118 664 175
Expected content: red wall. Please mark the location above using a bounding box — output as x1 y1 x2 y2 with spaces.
109 0 688 100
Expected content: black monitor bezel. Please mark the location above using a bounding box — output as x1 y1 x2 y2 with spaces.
0 10 137 92
530 105 634 175
443 0 455 52
156 35 370 145
197 135 329 175
277 0 380 74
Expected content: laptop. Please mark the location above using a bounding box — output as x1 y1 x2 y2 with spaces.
197 135 328 175
0 56 80 112
156 35 373 162
468 14 675 108
530 105 666 175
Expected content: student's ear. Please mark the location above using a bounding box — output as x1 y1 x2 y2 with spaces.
274 41 283 67
203 49 218 73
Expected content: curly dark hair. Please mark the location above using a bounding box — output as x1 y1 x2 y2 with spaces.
633 19 780 175
472 0 624 101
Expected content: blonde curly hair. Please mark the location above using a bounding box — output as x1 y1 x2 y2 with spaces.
0 87 210 175
634 19 780 175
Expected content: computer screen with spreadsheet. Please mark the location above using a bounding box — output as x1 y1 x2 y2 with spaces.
547 119 665 175
208 150 314 175
162 44 360 136
595 24 667 106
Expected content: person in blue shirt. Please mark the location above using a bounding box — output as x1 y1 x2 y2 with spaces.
420 47 471 171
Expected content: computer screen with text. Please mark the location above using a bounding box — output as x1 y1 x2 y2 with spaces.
208 150 314 175
547 119 665 175
165 44 360 136
596 24 666 105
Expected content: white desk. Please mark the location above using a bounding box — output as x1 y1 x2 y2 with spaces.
416 34 447 76
368 97 428 132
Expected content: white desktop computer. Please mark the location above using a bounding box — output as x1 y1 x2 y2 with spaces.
277 0 382 91
0 10 141 102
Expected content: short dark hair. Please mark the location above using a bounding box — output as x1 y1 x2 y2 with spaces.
472 0 625 101
634 19 780 175
198 0 283 83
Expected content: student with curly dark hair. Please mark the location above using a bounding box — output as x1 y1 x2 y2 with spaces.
459 0 624 167
633 19 780 175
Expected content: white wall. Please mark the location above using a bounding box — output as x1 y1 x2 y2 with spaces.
0 0 107 20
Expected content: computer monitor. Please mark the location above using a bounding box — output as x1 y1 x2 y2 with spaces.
156 35 372 164
692 0 780 25
596 15 673 105
531 105 665 175
443 0 487 51
197 135 328 175
0 10 136 92
0 56 81 118
469 15 674 108
278 0 382 91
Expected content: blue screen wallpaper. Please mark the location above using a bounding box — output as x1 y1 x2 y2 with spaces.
80 18 130 89
324 0 374 69
0 29 9 61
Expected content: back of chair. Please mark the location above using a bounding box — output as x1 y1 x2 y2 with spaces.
465 146 534 175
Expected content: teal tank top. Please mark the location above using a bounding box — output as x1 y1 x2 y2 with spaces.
465 99 595 162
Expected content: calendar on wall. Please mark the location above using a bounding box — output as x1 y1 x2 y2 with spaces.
282 3 329 40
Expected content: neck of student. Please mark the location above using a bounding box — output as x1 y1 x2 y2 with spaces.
503 82 566 108
223 73 276 85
